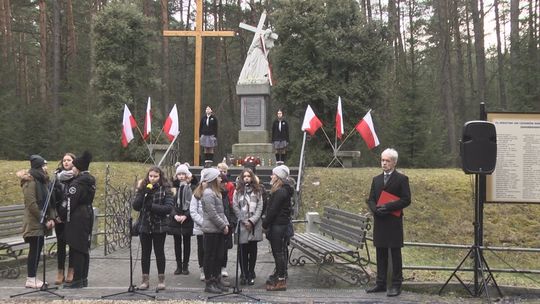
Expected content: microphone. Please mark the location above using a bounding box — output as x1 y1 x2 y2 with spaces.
144 183 153 198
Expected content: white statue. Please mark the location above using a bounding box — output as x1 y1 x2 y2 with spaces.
238 11 278 86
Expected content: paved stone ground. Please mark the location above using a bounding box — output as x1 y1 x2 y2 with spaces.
1 237 538 303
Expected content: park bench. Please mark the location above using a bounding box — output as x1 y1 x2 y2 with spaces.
0 204 57 279
288 207 371 286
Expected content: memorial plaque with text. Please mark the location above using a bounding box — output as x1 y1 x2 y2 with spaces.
487 113 540 203
244 98 262 126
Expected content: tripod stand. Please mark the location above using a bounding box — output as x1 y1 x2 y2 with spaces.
102 217 155 299
11 174 64 299
439 174 503 300
208 219 260 302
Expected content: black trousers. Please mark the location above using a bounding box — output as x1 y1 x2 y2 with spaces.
375 247 403 288
173 234 191 266
55 223 72 270
203 233 225 280
239 241 258 278
268 224 288 278
26 236 44 277
196 235 204 268
71 247 89 283
140 233 167 274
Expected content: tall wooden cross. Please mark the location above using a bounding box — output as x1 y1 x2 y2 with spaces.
164 0 235 166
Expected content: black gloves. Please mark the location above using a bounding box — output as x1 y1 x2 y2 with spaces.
375 206 390 216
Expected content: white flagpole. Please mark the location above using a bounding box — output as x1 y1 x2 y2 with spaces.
157 135 178 167
296 131 307 192
135 125 156 164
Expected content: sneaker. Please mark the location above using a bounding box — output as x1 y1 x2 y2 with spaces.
25 277 44 289
199 267 205 281
221 267 228 277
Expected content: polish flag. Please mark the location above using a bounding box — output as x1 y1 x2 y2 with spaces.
355 110 380 149
143 97 151 140
163 104 179 142
121 104 137 148
336 97 344 140
301 105 323 136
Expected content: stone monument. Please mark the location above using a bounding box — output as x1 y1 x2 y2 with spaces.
233 11 278 164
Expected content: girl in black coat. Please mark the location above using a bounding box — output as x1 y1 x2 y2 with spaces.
271 109 289 163
262 165 293 291
199 105 218 165
168 164 193 275
133 166 174 290
64 151 96 288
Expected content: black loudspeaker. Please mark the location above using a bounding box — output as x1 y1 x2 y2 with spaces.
460 121 497 174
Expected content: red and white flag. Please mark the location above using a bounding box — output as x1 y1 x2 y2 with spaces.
143 97 151 140
163 104 179 142
336 96 344 140
355 110 380 149
121 104 137 148
301 105 323 136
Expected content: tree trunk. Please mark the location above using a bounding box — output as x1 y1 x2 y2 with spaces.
367 0 372 22
161 0 170 114
435 0 458 162
470 0 486 104
452 0 467 121
407 0 416 85
52 0 60 114
465 0 476 106
494 0 508 109
39 0 47 104
510 0 520 72
66 0 77 63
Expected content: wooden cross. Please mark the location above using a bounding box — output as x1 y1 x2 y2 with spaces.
164 0 235 166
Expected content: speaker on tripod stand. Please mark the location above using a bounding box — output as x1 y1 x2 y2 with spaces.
440 120 503 300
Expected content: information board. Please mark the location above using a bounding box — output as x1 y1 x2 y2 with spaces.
486 112 540 203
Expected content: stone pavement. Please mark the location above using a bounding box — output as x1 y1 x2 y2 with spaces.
1 237 537 303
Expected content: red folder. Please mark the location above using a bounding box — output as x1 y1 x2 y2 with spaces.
377 191 402 217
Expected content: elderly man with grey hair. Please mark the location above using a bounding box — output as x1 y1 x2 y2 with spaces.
365 148 411 297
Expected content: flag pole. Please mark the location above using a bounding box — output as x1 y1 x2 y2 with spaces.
320 127 336 151
296 131 307 193
335 129 357 151
135 126 156 164
158 134 178 167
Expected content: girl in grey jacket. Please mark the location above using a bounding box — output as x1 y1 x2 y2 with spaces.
200 168 229 294
232 168 264 285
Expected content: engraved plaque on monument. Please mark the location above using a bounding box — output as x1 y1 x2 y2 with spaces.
244 98 262 127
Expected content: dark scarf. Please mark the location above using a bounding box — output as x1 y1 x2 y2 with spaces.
29 168 49 210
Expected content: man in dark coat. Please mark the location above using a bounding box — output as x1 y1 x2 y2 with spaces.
64 151 96 288
365 148 411 297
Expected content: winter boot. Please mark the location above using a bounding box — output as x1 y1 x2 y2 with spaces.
266 277 286 291
215 277 229 292
55 269 65 285
138 274 150 290
182 263 189 275
204 278 222 294
174 262 182 275
156 274 166 290
65 267 74 283
25 277 44 289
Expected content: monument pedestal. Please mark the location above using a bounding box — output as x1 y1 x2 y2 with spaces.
232 83 275 165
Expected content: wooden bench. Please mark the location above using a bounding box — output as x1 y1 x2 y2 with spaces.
0 204 57 279
288 207 371 286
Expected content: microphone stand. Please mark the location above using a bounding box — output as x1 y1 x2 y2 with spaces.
208 185 260 302
11 174 64 299
102 204 155 299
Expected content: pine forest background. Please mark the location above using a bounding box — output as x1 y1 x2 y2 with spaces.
0 0 539 167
